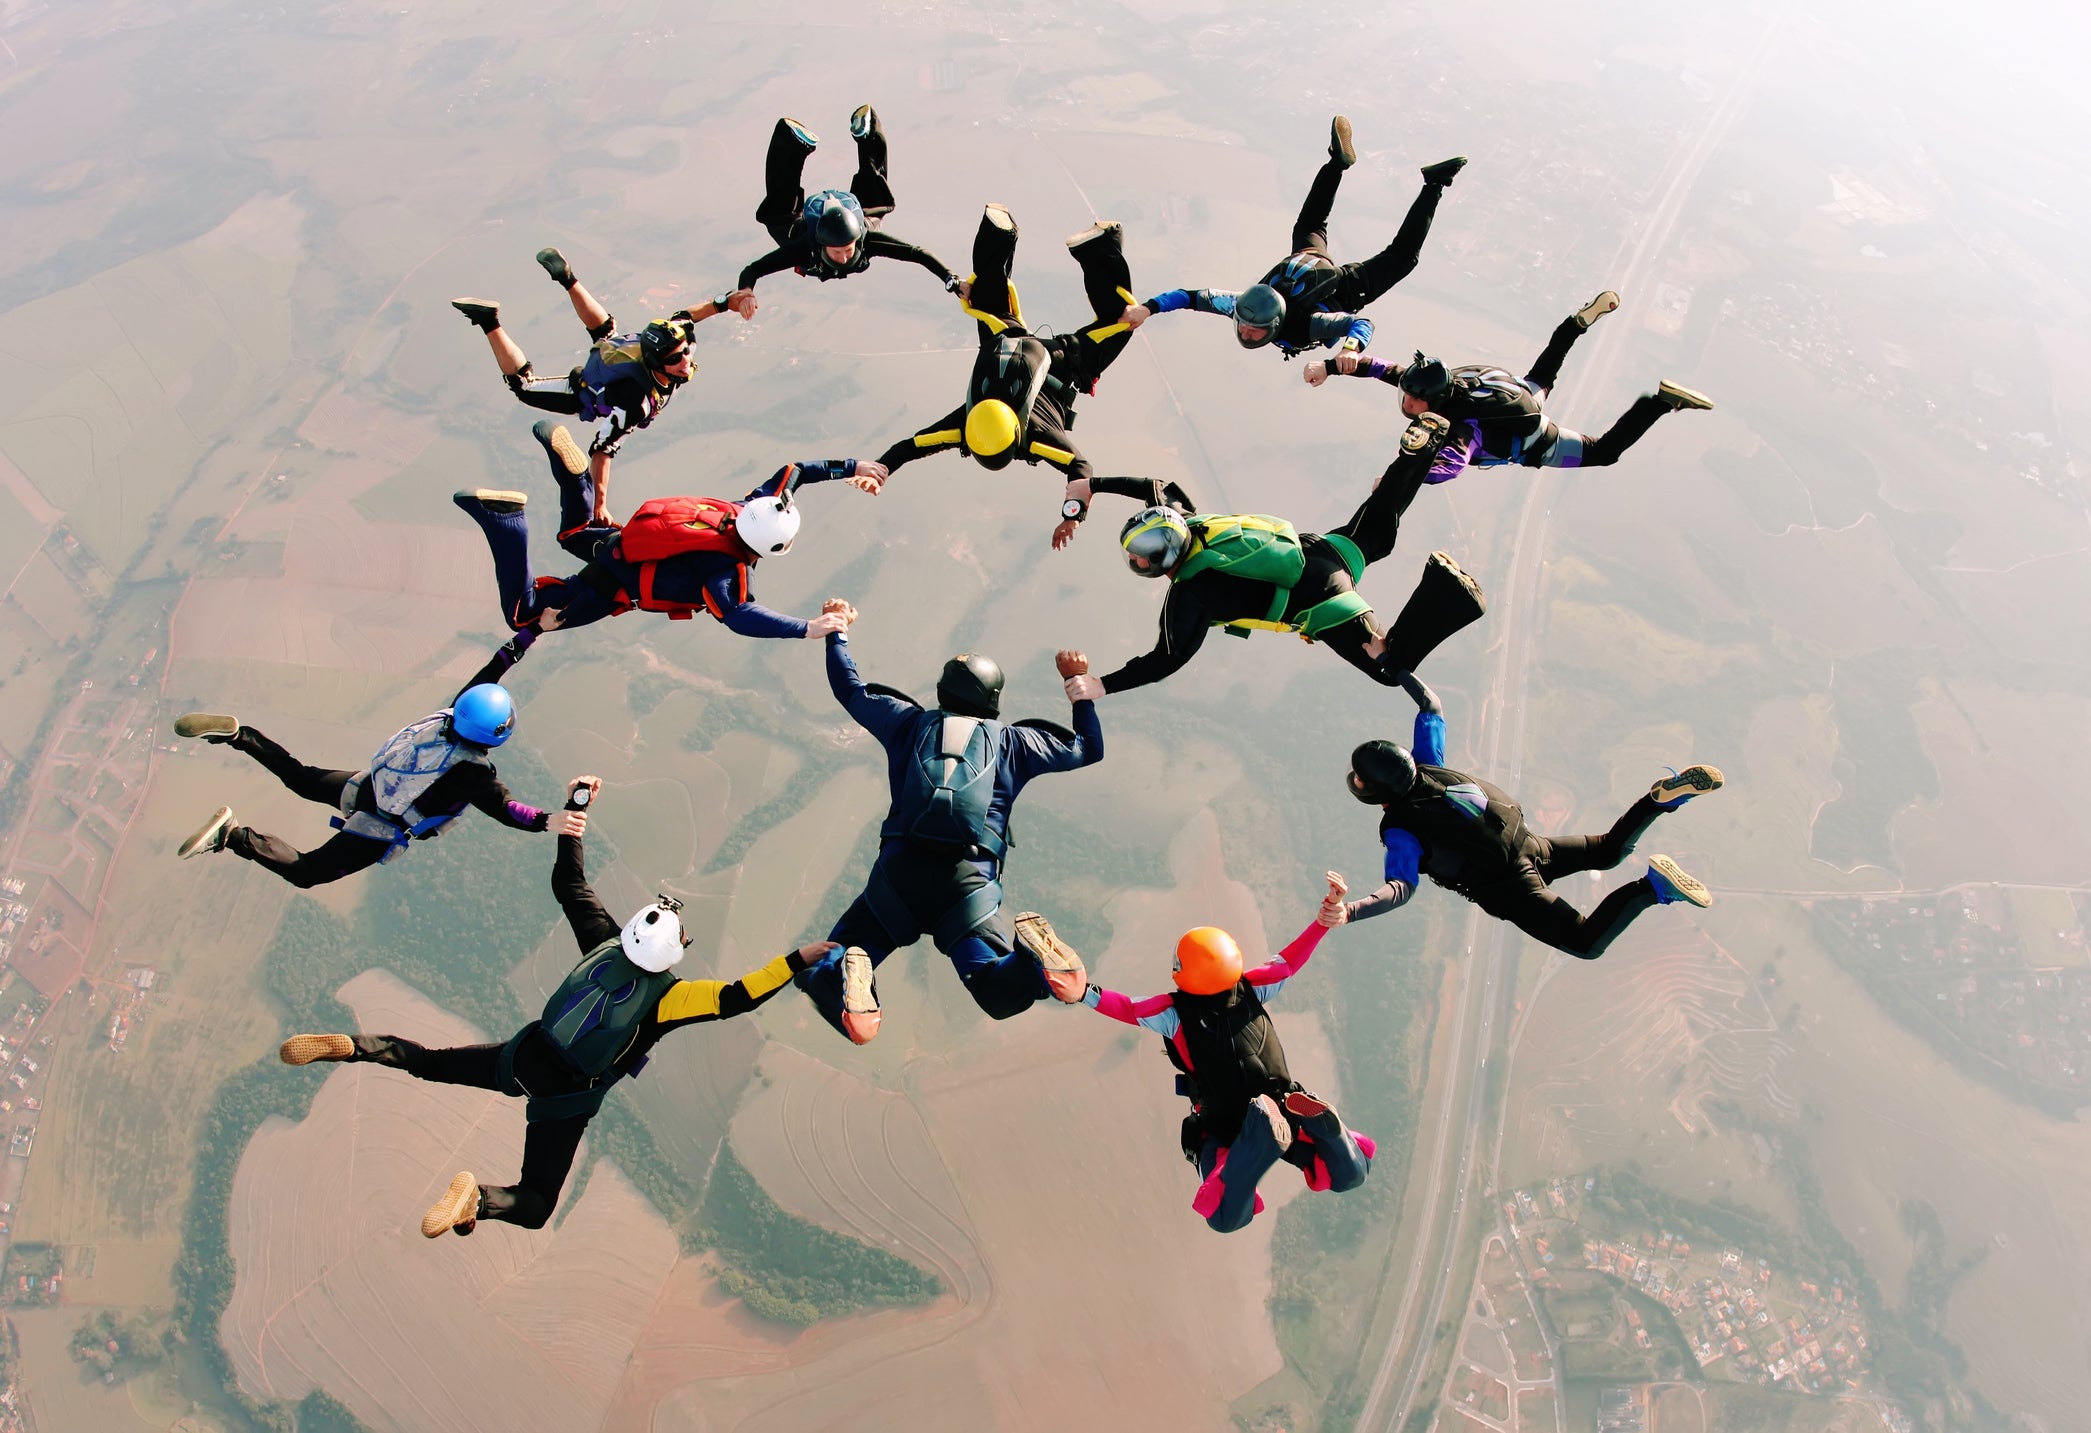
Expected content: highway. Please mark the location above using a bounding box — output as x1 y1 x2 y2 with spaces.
1352 29 1783 1431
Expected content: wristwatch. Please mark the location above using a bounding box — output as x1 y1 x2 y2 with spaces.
568 785 592 810
711 290 735 310
1061 498 1087 521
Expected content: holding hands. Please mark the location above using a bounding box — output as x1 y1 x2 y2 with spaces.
807 596 857 639
847 461 888 495
1316 870 1350 927
554 775 602 837
1059 649 1103 704
1119 302 1151 329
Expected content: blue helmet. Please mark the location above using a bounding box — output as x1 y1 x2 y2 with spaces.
450 684 516 747
807 190 867 250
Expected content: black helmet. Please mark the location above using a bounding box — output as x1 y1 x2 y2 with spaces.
639 318 694 370
937 653 1004 719
810 191 867 249
1397 351 1451 400
1348 740 1417 804
1233 285 1285 348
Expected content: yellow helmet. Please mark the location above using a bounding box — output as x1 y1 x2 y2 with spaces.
965 399 1021 460
1172 927 1244 995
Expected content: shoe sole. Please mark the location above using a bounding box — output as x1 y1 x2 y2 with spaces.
1255 1095 1294 1152
840 948 878 1015
178 807 235 859
982 204 1015 232
849 105 875 139
1659 380 1715 411
536 422 587 477
535 248 571 283
454 489 528 515
1651 765 1724 803
1064 221 1120 251
174 712 238 741
1330 115 1356 167
422 1172 478 1238
1648 855 1712 908
280 1033 355 1066
783 118 818 148
1428 550 1484 602
1283 1090 1332 1120
451 298 499 317
1575 290 1621 329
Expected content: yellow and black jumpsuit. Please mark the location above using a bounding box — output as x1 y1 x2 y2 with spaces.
874 206 1138 533
343 830 808 1229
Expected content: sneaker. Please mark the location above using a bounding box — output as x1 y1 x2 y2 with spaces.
421 1172 481 1238
1329 115 1356 169
532 419 587 477
451 298 500 330
1649 764 1724 808
1645 855 1712 908
849 104 877 141
279 1033 355 1066
782 117 818 150
1573 290 1621 331
1064 219 1120 254
1013 911 1086 1003
1250 1094 1293 1152
1420 155 1468 187
178 807 238 860
535 247 574 286
173 712 239 743
453 489 528 515
982 202 1015 234
1658 380 1714 411
1282 1090 1332 1120
839 948 881 1045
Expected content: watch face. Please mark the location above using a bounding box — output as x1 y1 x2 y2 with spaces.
1062 500 1084 518
573 788 592 807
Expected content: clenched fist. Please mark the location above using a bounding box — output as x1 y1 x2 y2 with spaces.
821 597 857 626
1055 650 1089 679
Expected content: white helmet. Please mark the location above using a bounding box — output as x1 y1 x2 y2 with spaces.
621 896 689 972
736 493 800 556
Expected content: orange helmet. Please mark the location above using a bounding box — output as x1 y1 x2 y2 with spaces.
1172 927 1244 995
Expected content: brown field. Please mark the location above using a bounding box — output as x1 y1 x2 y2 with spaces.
1652 1383 1708 1433
1516 1386 1558 1431
11 1305 168 1433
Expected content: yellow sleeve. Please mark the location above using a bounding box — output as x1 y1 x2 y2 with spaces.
654 979 725 1024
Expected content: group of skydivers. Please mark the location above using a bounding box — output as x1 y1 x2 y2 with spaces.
174 111 1724 1242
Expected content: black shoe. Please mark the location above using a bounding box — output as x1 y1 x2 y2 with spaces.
1065 220 1121 254
453 488 528 515
1329 115 1356 169
1420 156 1467 187
982 202 1015 235
849 104 879 141
451 298 500 331
781 117 818 150
535 248 575 287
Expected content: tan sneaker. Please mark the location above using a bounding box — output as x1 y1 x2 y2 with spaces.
173 712 239 742
1329 115 1356 168
1014 911 1086 1003
1574 290 1621 330
1650 765 1724 807
839 948 881 1045
1646 855 1712 908
532 419 587 477
422 1172 481 1238
178 807 238 859
1658 380 1714 411
279 1034 355 1066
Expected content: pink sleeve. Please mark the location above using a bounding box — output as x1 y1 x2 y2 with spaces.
1087 987 1176 1025
1245 920 1328 987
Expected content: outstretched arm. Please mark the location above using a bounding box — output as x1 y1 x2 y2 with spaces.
453 628 536 704
1244 874 1348 1001
549 777 620 952
875 406 968 476
826 631 916 744
736 248 798 292
1305 311 1373 353
865 232 960 288
1098 586 1211 694
1348 834 1421 922
654 941 838 1029
1081 984 1182 1037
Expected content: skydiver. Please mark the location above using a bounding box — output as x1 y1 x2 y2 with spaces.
1345 671 1722 956
452 248 748 518
277 776 835 1238
860 204 1139 549
1065 424 1485 700
451 420 878 640
732 108 963 307
1303 290 1714 472
1076 874 1373 1234
794 608 1101 1044
1118 116 1464 360
170 634 550 888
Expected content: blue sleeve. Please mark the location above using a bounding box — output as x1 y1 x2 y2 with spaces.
709 570 807 639
1383 828 1422 888
1002 701 1103 793
1145 289 1195 314
826 636 915 744
1412 711 1445 767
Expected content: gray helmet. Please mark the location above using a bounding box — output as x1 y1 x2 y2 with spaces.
1397 351 1452 400
1120 506 1190 577
936 653 1004 718
1349 740 1418 804
1233 285 1285 348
